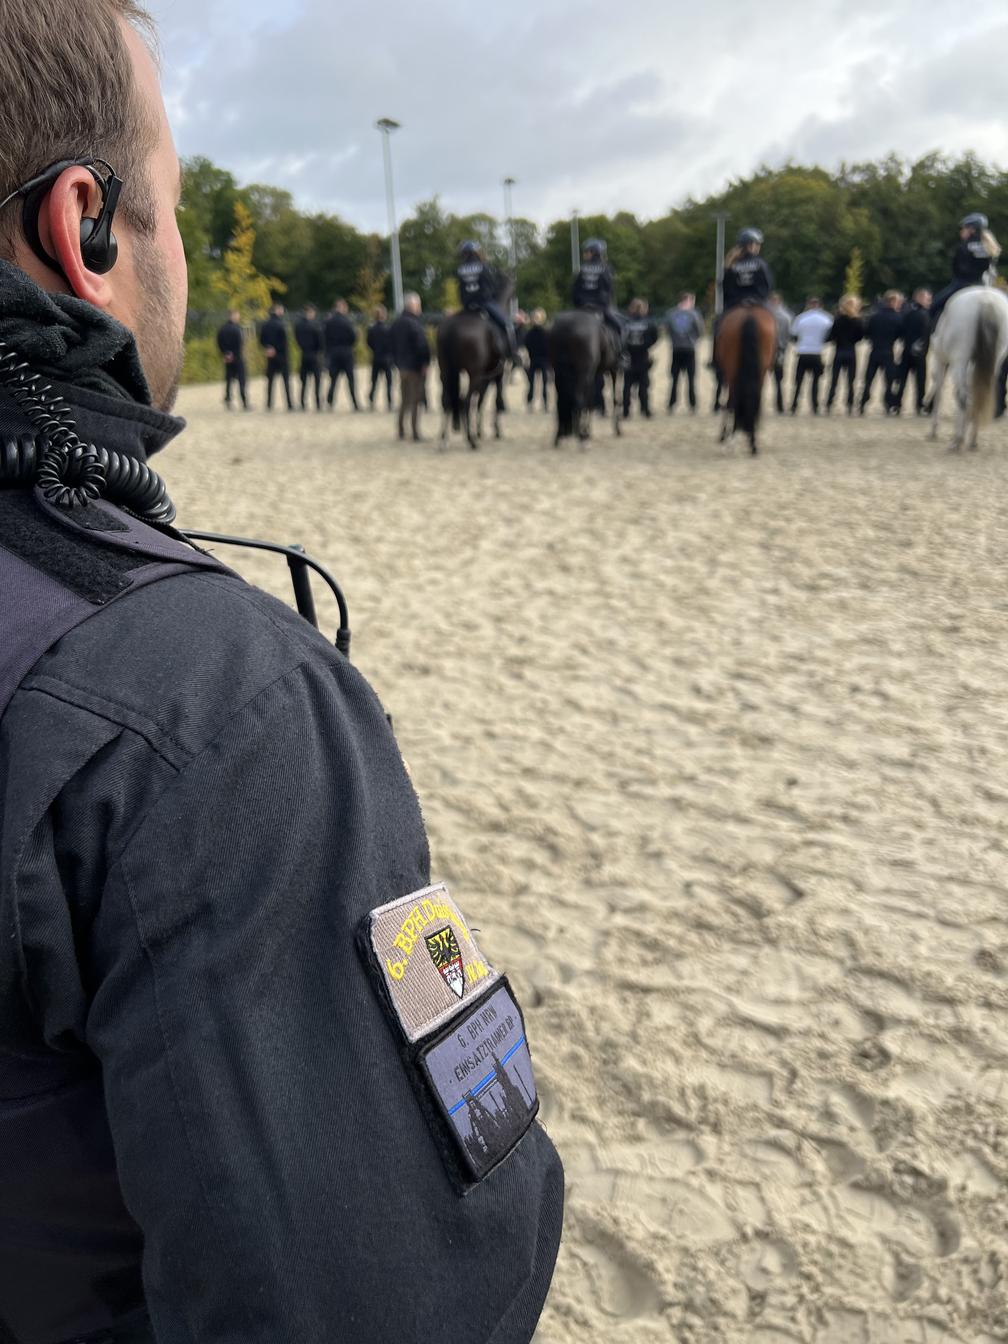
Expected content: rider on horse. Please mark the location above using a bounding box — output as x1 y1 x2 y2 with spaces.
930 213 1001 328
573 239 625 350
456 241 516 358
722 228 774 310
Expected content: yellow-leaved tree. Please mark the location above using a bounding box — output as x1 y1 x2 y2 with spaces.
212 200 283 319
843 246 864 299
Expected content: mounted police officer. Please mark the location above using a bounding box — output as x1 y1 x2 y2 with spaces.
572 238 624 349
0 4 563 1342
722 228 774 311
931 212 1001 328
456 240 516 358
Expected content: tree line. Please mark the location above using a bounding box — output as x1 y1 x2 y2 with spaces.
181 151 1008 333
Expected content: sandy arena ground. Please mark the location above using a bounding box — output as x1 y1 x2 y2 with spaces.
167 349 1008 1344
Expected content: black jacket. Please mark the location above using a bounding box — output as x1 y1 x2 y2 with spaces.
457 260 497 310
216 319 244 360
722 255 773 309
573 262 614 309
294 315 324 362
259 315 289 361
524 325 549 363
324 312 357 359
390 311 430 372
827 314 863 352
866 307 903 353
0 301 562 1342
952 238 993 285
367 320 392 364
624 316 659 368
900 302 931 356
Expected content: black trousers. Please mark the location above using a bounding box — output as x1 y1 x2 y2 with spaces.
526 360 549 408
224 357 247 407
327 353 358 409
266 357 293 410
860 350 896 411
300 357 323 410
370 360 394 408
669 349 697 408
998 357 1008 418
894 352 927 412
623 363 651 416
791 354 824 411
773 358 785 412
827 350 857 410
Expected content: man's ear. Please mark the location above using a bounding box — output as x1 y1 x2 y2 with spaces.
33 166 113 308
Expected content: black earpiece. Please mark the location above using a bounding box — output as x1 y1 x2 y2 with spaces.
1 157 122 281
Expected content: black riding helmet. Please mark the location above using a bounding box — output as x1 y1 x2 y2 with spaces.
583 238 607 261
960 212 988 235
737 227 764 248
459 240 482 260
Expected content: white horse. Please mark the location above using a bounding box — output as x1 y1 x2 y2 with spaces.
928 286 1008 451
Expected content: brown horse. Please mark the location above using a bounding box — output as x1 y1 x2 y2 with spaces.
713 305 777 454
437 276 513 450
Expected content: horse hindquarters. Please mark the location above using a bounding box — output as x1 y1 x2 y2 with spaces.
971 301 1002 435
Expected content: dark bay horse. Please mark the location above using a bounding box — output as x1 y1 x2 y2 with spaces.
437 277 513 450
713 305 778 454
547 309 622 446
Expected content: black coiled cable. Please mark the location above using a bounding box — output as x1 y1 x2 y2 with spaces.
0 341 176 524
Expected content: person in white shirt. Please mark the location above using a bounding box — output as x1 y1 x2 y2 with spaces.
789 297 834 414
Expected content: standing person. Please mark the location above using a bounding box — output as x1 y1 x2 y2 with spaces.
931 213 1001 328
366 303 394 410
0 3 563 1342
859 291 904 415
789 297 833 413
664 292 704 413
390 291 430 441
217 307 249 410
324 297 359 410
768 292 793 413
825 294 863 415
524 307 550 410
260 302 293 411
294 302 324 411
894 288 932 415
622 297 659 417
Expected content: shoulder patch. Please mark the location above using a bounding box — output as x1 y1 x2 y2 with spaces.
364 882 500 1042
358 883 539 1192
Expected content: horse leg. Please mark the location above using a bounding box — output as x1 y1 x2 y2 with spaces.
928 358 947 441
612 371 622 437
950 365 969 452
464 390 477 450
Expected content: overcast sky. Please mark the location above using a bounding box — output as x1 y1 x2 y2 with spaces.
149 0 1008 231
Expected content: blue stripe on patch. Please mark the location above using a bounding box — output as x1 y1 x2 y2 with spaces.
447 1035 527 1115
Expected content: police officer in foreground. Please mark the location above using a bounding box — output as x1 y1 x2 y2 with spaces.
931 212 1001 328
216 307 250 410
0 4 564 1342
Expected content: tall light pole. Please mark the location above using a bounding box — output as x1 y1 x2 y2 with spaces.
503 176 518 315
714 210 730 317
376 118 404 313
570 209 581 275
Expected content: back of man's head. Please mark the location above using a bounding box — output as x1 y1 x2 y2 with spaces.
403 293 421 315
805 297 821 310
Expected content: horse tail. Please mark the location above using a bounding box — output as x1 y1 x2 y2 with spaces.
734 314 763 438
972 300 1000 427
442 364 462 431
553 355 577 437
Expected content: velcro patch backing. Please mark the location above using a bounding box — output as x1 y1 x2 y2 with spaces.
419 980 539 1182
364 883 500 1043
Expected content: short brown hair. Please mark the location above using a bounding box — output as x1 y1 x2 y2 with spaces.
0 0 159 255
